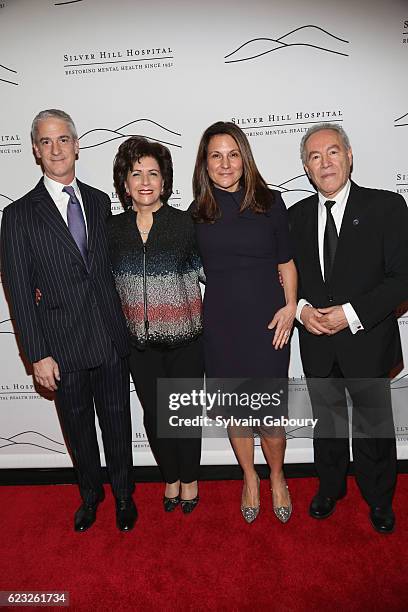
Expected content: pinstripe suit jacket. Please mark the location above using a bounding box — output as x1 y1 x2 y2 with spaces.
1 178 130 372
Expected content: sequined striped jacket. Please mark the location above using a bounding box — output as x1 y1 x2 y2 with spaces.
107 204 204 349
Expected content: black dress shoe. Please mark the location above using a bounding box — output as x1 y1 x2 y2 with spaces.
370 506 395 534
74 502 100 532
180 496 199 514
74 490 105 532
309 494 338 519
163 495 180 512
116 498 138 531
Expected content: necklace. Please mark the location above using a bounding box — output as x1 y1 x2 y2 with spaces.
134 202 162 237
135 216 152 237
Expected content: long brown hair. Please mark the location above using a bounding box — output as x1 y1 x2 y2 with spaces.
192 121 274 223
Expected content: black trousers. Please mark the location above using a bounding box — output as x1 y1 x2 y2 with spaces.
55 341 134 505
306 362 396 508
129 338 204 484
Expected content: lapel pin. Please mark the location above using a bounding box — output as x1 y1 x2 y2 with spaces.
353 218 359 226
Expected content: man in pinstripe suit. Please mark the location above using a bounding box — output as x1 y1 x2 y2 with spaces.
0 109 137 532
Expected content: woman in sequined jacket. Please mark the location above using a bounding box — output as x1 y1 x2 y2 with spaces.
108 137 204 514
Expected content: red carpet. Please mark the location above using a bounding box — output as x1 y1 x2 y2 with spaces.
1 476 408 611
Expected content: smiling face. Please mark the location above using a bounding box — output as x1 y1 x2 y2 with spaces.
33 118 79 184
206 134 244 192
125 156 164 211
304 129 352 199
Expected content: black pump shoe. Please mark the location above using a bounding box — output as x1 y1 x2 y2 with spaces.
180 496 199 514
163 495 180 512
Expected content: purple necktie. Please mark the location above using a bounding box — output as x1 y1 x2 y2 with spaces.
63 185 88 265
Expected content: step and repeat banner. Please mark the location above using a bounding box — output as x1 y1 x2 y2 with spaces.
0 0 407 468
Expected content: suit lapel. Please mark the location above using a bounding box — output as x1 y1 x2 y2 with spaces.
32 178 86 267
32 178 64 233
305 195 324 285
78 180 97 270
331 181 367 280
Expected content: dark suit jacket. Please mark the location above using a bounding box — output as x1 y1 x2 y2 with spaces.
0 178 129 372
289 181 408 377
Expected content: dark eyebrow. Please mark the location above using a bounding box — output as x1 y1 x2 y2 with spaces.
132 167 160 172
39 134 71 142
308 144 340 158
209 149 240 154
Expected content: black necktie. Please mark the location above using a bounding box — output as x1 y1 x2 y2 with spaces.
63 186 88 266
323 200 337 282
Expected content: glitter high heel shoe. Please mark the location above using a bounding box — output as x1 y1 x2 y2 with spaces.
271 483 292 523
241 474 260 524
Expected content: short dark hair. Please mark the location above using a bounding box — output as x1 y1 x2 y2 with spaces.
113 137 173 210
192 121 273 223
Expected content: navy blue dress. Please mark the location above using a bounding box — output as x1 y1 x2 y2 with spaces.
194 187 292 379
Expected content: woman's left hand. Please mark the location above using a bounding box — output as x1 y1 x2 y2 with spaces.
267 303 296 350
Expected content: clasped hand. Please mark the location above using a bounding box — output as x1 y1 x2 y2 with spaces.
301 305 348 336
268 303 296 349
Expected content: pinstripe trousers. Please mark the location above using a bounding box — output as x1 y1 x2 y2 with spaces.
55 337 134 504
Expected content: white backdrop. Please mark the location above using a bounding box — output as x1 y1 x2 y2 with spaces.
0 0 407 469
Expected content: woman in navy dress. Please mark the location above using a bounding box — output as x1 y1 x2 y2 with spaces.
191 122 297 523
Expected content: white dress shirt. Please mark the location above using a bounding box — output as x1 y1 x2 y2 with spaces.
296 179 364 334
43 174 88 235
